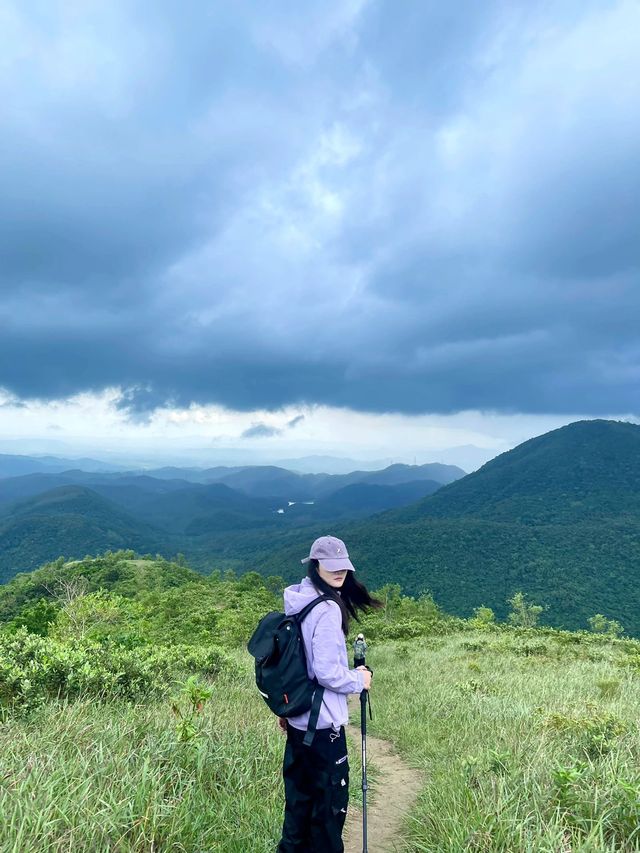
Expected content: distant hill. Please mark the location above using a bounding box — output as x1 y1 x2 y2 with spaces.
0 486 163 583
316 480 442 516
211 466 316 499
275 455 394 474
5 420 640 633
0 454 120 478
255 420 640 634
140 465 248 484
0 471 195 511
358 463 462 488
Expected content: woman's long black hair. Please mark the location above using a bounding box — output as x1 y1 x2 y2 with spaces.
307 559 382 635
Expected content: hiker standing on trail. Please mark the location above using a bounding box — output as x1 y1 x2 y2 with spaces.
353 633 367 669
277 535 381 853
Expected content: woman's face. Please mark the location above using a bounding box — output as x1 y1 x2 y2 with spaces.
317 563 348 589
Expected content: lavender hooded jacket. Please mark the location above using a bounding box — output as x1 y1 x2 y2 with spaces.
284 576 365 731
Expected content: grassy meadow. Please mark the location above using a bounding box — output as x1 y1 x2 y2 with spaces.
0 670 284 852
1 553 640 851
369 633 640 852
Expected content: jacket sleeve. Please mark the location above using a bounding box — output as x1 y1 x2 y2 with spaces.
312 604 364 694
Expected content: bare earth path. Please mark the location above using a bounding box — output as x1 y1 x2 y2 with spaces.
343 699 423 853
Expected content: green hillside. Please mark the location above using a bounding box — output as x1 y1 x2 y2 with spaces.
0 487 165 583
393 419 640 524
0 468 450 582
3 420 640 632
313 479 441 515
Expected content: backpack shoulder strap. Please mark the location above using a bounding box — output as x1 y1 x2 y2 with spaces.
293 593 333 748
302 686 325 747
294 593 333 624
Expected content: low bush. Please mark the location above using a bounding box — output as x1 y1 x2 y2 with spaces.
0 629 233 716
543 706 627 758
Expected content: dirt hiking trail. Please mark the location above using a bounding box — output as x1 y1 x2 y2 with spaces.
344 699 423 853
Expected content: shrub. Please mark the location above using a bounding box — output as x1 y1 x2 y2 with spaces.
0 629 234 717
50 589 147 644
618 654 640 675
544 707 627 758
588 614 624 638
3 598 60 636
376 618 428 640
170 676 213 742
552 762 640 847
469 606 496 629
507 591 544 628
460 641 487 652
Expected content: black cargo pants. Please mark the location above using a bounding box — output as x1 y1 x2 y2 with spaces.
277 723 349 853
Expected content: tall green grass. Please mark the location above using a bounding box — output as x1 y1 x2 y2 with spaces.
0 670 285 852
0 660 371 852
367 632 640 852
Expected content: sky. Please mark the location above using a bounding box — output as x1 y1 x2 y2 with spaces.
1 1 638 471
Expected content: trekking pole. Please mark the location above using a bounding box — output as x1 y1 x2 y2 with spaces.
360 667 373 853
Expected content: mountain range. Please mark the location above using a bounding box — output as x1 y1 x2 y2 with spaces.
0 461 461 582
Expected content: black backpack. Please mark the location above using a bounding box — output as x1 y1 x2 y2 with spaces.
247 594 331 746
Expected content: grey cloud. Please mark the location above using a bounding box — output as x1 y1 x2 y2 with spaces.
1 1 639 418
241 423 282 439
241 413 304 439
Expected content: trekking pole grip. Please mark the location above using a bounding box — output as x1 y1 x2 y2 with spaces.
359 666 373 718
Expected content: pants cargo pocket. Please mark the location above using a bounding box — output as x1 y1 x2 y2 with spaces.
330 768 349 817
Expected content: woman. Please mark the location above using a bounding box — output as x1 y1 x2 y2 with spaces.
277 535 381 853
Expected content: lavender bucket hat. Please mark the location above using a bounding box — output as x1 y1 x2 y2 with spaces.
301 535 355 572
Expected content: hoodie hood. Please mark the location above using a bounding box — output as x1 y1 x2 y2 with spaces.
284 576 324 616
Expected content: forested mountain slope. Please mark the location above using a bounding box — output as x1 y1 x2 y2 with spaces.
0 487 163 583
389 419 640 524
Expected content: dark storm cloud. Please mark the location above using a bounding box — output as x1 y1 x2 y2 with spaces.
1 0 639 417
